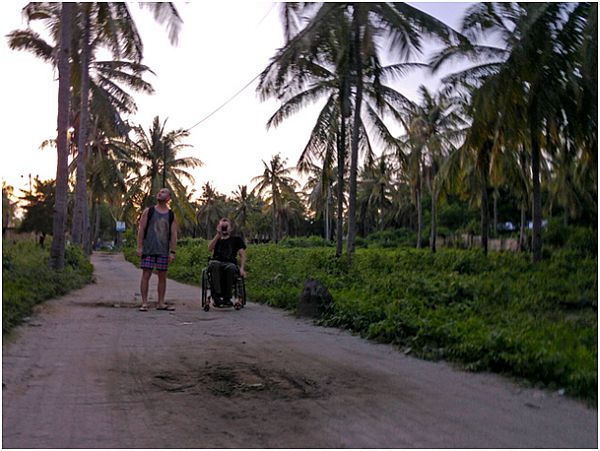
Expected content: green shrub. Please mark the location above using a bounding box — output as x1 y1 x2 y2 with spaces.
364 228 416 248
279 235 334 248
2 239 94 335
543 218 570 247
565 227 597 256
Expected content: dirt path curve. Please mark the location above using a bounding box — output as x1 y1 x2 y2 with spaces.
3 252 597 448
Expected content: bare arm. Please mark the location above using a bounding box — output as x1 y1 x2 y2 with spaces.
136 208 149 256
208 226 221 252
208 234 221 252
238 248 246 278
169 219 177 262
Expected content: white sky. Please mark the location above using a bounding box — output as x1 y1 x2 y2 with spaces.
0 1 470 200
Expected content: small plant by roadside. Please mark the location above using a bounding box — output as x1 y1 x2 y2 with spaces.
2 239 94 335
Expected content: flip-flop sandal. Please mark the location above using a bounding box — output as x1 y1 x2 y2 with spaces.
156 305 175 311
139 305 148 312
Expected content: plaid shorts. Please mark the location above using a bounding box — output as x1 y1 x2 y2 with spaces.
140 255 169 271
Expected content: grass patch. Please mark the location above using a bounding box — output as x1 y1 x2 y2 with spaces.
2 239 94 335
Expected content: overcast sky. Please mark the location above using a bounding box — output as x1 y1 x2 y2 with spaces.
1 2 471 199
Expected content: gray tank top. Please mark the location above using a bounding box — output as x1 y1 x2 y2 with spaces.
143 209 171 256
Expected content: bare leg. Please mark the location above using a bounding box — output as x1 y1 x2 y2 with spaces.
157 270 167 308
140 269 152 309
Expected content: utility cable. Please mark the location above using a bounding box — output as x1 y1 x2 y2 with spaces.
185 72 262 132
185 4 275 132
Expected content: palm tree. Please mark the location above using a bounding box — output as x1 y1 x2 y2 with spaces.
73 3 180 250
433 2 596 261
260 9 425 254
124 116 202 224
86 122 143 246
357 154 395 235
251 154 299 243
49 3 73 269
231 185 261 240
197 182 224 239
278 189 306 239
407 86 466 252
262 2 463 260
9 2 183 253
302 162 337 242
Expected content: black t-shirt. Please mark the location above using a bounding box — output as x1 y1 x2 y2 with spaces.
213 236 246 264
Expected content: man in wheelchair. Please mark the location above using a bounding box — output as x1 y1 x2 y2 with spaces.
207 217 247 308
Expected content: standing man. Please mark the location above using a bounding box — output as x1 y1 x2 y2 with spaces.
136 188 177 311
208 217 246 307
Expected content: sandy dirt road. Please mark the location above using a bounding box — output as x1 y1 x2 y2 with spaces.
2 252 597 448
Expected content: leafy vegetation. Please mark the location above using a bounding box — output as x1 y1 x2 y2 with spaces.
124 236 597 403
2 239 94 335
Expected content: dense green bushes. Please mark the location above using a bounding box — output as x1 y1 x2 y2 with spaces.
124 238 597 403
2 239 94 335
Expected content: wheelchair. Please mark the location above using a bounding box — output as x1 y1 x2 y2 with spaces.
201 260 246 312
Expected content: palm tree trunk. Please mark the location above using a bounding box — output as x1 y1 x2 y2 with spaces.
271 200 277 243
347 5 363 261
493 190 498 238
481 184 489 256
72 5 91 252
162 142 167 188
416 171 422 249
50 3 74 270
325 185 331 241
336 118 346 257
92 200 101 250
430 181 438 253
379 185 385 232
480 142 491 256
531 131 542 263
519 203 527 251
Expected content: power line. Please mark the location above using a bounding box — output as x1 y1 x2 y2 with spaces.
185 72 262 132
185 3 275 133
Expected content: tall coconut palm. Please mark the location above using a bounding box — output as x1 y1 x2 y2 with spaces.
124 116 202 224
49 3 73 270
407 86 466 252
9 2 182 252
396 86 465 250
432 2 596 261
260 9 423 254
72 2 181 250
263 2 464 260
251 154 299 243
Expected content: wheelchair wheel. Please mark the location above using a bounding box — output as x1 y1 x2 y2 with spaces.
201 268 210 311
